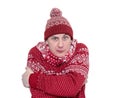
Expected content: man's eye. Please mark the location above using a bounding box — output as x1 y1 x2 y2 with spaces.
52 37 58 40
63 36 69 40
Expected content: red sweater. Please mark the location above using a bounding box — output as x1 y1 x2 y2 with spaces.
27 43 89 98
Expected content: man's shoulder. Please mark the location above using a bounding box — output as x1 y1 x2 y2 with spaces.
76 43 89 55
77 43 88 49
28 42 42 54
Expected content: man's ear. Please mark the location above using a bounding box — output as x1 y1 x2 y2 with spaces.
45 41 48 45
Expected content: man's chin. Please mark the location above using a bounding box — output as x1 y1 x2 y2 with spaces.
55 54 65 58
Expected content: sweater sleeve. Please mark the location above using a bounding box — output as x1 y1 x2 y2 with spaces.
29 71 85 97
29 43 89 97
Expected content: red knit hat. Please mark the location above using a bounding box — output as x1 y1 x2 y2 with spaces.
44 8 73 40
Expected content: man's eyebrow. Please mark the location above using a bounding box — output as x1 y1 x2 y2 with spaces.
51 35 58 37
63 34 69 37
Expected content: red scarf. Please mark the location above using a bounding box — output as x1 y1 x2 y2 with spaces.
36 39 77 66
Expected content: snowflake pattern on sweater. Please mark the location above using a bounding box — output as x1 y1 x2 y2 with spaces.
27 40 88 77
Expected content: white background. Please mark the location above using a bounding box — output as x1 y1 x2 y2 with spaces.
0 0 120 98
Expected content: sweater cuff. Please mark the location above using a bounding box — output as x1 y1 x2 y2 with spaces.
29 73 39 88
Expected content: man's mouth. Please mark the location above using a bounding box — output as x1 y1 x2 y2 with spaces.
56 50 64 53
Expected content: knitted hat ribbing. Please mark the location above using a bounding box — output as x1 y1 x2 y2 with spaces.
44 8 73 40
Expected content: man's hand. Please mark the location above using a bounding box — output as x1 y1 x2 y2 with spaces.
22 67 33 88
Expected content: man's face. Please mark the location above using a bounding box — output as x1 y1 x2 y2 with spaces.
46 34 72 57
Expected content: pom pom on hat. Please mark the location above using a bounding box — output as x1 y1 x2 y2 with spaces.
44 8 73 40
50 8 62 17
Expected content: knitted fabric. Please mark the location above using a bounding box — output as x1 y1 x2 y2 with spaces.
27 40 89 98
44 8 73 40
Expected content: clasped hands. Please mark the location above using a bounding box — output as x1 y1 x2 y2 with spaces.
22 67 33 88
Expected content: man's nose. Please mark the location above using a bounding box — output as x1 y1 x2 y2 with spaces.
58 40 64 48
